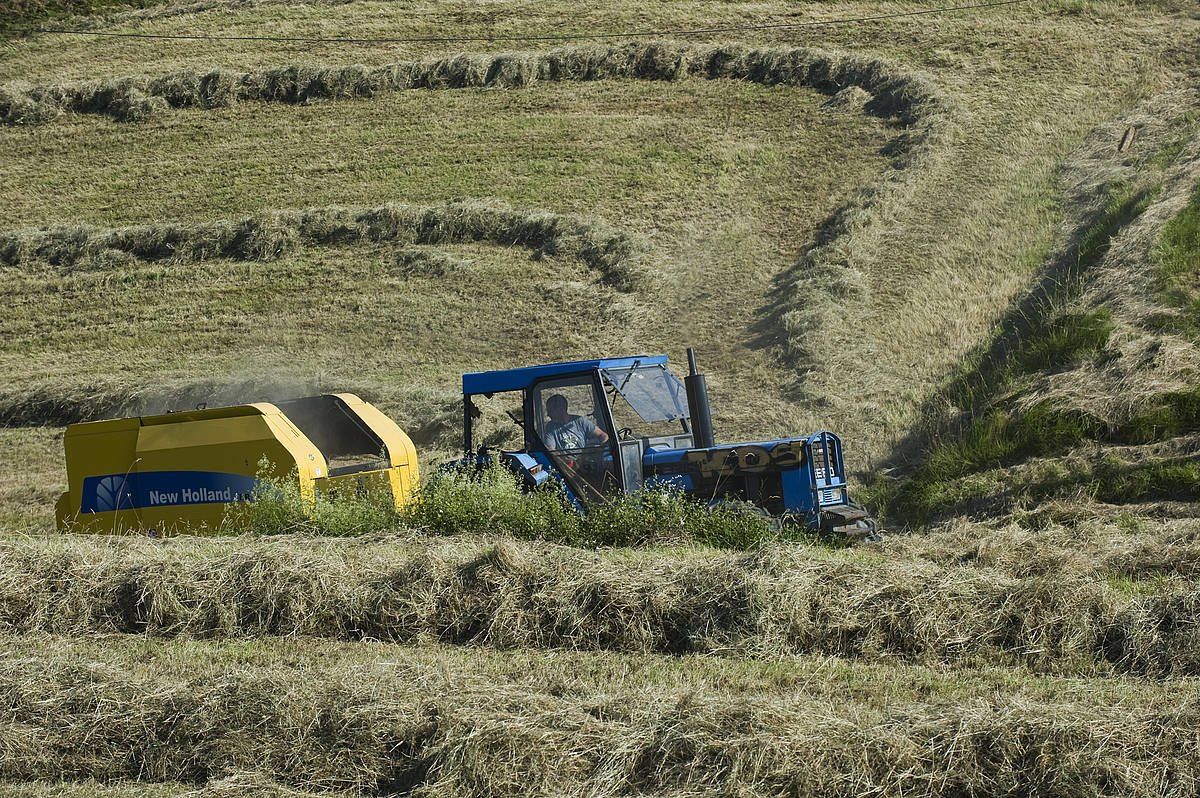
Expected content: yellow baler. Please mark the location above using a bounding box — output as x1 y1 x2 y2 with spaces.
55 393 419 533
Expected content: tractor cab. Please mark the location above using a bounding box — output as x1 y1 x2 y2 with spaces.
456 352 877 538
460 355 684 506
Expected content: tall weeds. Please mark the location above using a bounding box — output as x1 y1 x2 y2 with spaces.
225 463 780 550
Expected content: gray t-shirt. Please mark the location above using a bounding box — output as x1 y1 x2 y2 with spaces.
545 415 599 450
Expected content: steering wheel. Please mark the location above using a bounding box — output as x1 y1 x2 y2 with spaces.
617 427 634 441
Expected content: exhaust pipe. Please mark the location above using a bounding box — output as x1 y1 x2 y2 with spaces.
685 347 716 449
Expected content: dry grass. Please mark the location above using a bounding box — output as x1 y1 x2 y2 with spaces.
2 646 1198 796
0 41 945 420
872 92 1200 525
1 532 1197 675
1 2 1198 789
4 0 1187 474
0 199 648 292
0 42 942 128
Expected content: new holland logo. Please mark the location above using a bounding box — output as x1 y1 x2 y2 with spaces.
92 474 134 513
148 486 240 506
80 471 260 514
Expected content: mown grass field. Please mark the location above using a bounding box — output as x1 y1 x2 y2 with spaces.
2 0 1200 793
0 49 895 495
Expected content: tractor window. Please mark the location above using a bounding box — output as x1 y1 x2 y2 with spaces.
602 365 690 443
532 376 607 450
530 374 618 502
601 365 688 423
471 391 525 450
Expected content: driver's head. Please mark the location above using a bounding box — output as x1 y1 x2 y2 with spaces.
546 394 569 423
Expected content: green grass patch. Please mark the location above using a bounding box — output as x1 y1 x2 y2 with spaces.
948 307 1115 413
1115 386 1200 443
1093 457 1200 504
1010 310 1115 375
1155 183 1200 291
908 316 1198 511
903 307 1115 509
1151 181 1200 338
228 463 783 550
872 452 1200 527
921 402 1105 483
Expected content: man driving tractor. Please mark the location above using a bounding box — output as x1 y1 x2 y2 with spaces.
543 394 610 450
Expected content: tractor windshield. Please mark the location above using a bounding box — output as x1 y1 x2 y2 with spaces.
601 364 689 423
602 364 692 445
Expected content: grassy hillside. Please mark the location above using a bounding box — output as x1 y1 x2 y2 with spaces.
2 0 1200 793
872 89 1200 525
0 45 894 456
1 0 1193 464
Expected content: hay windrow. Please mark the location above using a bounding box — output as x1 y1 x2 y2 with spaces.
2 655 1197 796
0 41 952 369
0 42 942 128
886 516 1200 581
0 199 649 293
0 535 1196 675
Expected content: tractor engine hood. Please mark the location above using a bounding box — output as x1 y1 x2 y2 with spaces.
644 436 820 478
640 431 854 527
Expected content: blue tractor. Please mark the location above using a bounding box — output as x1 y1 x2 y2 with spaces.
453 350 878 539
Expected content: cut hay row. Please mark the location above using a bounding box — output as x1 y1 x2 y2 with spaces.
3 654 1197 796
0 775 334 797
13 630 1196 710
0 198 646 292
0 41 951 369
0 42 941 128
1 534 1196 675
886 515 1200 581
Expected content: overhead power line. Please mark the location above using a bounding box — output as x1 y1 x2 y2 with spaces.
33 0 1033 46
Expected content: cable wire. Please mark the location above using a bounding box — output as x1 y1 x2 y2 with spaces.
31 0 1033 46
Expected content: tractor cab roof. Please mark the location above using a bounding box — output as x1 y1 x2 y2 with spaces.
463 354 670 396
